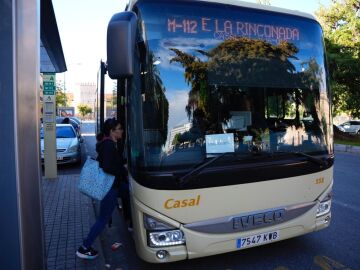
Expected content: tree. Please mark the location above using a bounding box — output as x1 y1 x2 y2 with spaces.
142 53 169 146
172 133 182 146
170 37 302 132
56 83 67 107
315 0 360 117
78 104 93 118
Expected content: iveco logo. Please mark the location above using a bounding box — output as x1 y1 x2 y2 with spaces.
233 209 285 230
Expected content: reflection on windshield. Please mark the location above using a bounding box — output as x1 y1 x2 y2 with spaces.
56 127 76 138
132 3 332 170
40 126 76 139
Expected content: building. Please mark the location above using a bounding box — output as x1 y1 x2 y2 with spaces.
105 92 117 118
79 82 96 118
167 122 192 150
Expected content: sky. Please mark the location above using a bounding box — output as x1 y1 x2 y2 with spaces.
52 0 331 94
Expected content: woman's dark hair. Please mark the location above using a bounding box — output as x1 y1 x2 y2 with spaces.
96 118 122 141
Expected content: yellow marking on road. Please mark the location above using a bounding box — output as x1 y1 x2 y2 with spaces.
275 267 289 270
314 255 351 270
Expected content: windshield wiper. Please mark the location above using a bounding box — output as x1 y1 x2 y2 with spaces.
177 152 242 187
177 151 329 188
271 151 328 167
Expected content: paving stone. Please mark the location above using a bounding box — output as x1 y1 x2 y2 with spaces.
42 175 105 269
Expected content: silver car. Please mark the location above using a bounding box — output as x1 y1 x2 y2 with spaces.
338 120 360 134
40 124 83 164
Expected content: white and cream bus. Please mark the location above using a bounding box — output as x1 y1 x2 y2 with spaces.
105 0 333 263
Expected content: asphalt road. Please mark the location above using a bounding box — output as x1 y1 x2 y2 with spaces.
59 122 360 269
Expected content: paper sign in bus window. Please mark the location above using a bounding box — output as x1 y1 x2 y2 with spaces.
223 111 252 131
205 133 235 154
243 135 253 143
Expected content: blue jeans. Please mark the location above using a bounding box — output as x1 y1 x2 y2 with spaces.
118 181 131 222
83 188 118 248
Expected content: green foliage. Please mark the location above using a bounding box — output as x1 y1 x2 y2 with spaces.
316 0 360 117
170 37 318 132
334 138 360 146
142 53 169 146
77 104 93 118
56 84 67 107
172 133 182 145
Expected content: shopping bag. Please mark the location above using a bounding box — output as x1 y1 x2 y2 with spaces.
78 156 115 200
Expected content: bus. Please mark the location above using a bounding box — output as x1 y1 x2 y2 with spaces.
105 0 334 263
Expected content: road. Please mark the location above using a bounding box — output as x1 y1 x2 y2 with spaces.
60 122 360 269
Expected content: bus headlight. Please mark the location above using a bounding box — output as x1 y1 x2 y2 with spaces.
148 230 185 247
316 193 332 217
144 214 185 247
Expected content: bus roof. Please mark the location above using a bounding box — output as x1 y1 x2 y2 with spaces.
126 0 317 21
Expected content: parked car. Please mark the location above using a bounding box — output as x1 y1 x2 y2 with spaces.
69 116 82 126
336 124 345 132
56 117 81 136
40 124 83 164
338 120 360 134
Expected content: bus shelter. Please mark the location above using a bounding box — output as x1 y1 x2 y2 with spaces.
0 0 66 269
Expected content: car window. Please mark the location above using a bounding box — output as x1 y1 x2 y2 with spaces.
56 126 76 138
56 117 79 130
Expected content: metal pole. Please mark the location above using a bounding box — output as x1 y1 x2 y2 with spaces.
0 0 45 268
100 61 106 131
64 72 66 106
117 78 127 155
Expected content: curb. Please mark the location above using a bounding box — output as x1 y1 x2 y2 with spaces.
334 144 360 155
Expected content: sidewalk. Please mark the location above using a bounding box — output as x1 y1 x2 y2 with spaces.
42 174 106 270
334 144 360 154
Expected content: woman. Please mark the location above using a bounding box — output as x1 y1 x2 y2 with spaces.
76 118 131 260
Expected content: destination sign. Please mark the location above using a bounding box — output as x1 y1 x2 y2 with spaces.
167 17 300 42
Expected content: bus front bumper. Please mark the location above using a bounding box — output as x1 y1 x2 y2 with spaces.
131 196 331 263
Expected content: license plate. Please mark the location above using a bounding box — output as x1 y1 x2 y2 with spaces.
236 231 280 249
57 156 63 161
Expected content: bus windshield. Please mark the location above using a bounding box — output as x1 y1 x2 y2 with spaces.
130 1 332 171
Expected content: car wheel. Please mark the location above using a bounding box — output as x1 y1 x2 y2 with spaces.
75 152 82 166
75 158 82 167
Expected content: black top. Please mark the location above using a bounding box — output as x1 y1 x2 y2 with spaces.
96 139 128 189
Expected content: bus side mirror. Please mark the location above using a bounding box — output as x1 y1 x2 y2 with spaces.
107 11 137 79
